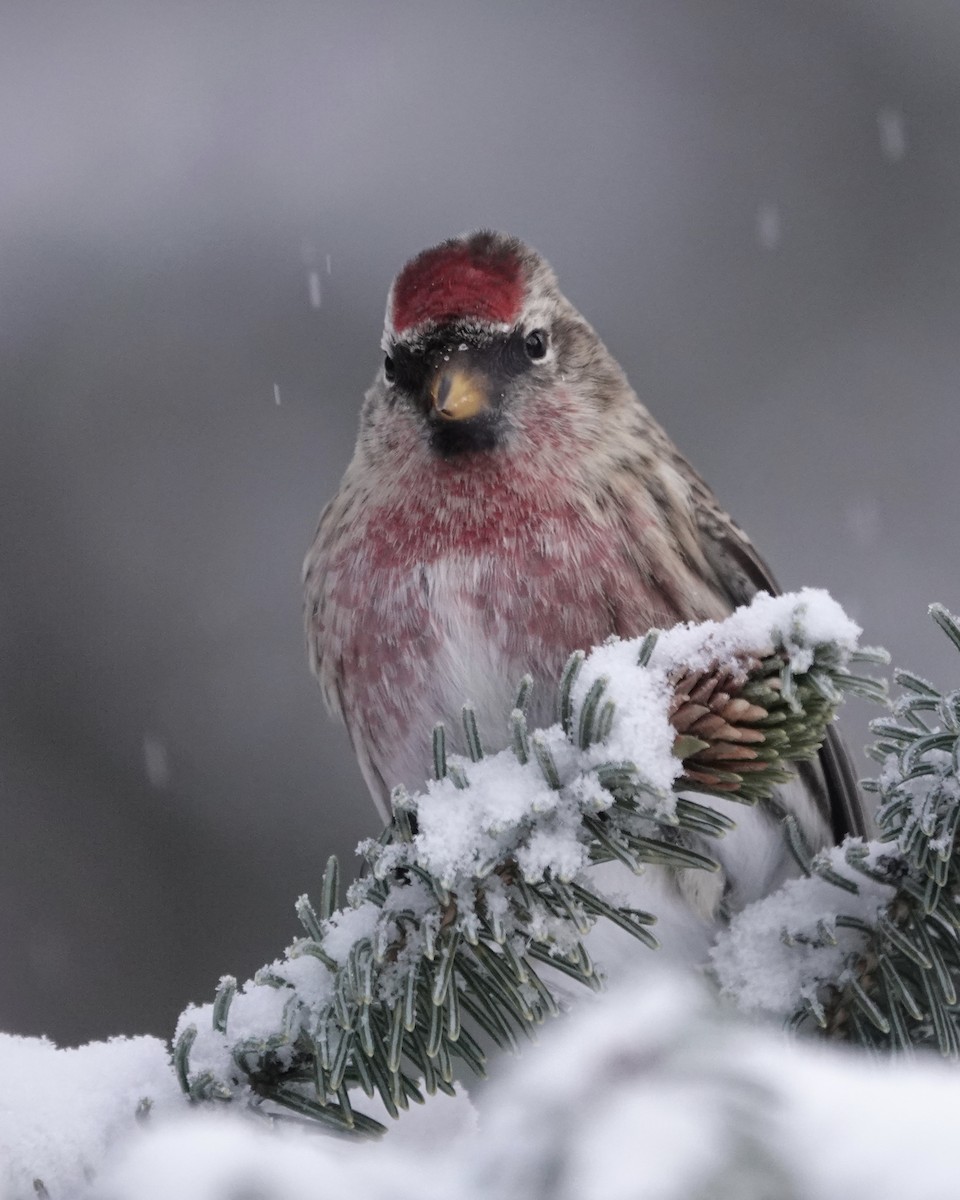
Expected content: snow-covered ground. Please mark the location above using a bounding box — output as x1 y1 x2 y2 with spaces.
5 970 960 1199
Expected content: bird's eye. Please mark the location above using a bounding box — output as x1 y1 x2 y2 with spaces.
524 329 548 360
384 354 396 383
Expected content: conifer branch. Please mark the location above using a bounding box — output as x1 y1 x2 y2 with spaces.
173 592 872 1135
719 604 960 1059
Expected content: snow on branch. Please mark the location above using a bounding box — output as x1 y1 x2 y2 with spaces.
173 589 877 1135
715 603 960 1057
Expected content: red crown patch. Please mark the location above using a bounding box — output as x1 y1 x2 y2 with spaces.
390 239 525 333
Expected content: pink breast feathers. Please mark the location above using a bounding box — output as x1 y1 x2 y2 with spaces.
390 239 525 333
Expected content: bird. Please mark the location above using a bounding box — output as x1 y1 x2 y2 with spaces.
303 230 864 954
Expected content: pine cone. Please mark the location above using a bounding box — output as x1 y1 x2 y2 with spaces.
668 659 771 792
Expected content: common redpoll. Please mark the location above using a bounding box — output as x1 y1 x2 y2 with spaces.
304 231 863 942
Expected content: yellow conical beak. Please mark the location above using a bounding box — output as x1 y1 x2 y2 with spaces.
429 367 489 421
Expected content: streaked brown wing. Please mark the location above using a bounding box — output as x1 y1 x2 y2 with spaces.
687 468 867 841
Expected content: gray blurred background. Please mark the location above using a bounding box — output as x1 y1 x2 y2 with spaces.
2 1 958 1046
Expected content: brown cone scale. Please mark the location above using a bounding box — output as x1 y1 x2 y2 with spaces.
668 660 774 792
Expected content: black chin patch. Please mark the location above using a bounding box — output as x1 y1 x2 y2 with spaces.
428 413 504 457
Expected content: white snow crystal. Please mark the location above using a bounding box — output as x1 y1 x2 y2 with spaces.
0 1032 183 1198
414 736 569 885
878 106 907 162
646 588 861 676
322 900 382 964
756 200 782 250
98 1110 433 1200
274 950 335 998
516 814 588 883
711 841 894 1018
571 640 679 793
142 733 170 789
